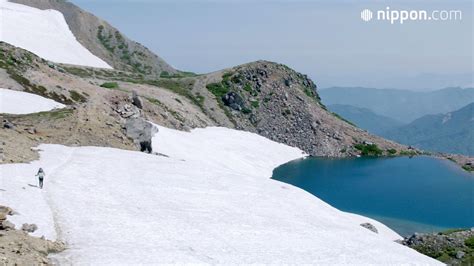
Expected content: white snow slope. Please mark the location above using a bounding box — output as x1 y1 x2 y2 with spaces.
0 125 440 264
0 88 65 114
0 0 111 69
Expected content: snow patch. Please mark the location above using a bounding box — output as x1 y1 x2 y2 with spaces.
0 88 65 114
0 0 111 68
0 126 441 264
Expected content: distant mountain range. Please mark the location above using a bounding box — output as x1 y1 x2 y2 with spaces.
383 103 474 156
320 87 474 123
318 72 473 91
327 104 403 135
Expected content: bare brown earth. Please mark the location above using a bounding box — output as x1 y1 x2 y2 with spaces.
0 206 65 265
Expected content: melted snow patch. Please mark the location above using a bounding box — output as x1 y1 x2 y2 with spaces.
0 88 65 114
0 0 111 68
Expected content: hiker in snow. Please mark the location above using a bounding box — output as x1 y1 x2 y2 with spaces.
36 168 45 189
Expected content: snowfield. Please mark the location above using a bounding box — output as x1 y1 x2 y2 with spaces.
0 88 65 114
0 0 111 69
0 125 441 264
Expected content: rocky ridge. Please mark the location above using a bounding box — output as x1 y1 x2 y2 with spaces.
196 62 405 157
0 42 413 163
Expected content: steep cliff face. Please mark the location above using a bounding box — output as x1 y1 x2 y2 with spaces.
10 0 177 76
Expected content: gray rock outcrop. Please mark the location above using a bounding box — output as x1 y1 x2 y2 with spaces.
222 92 245 111
21 223 38 233
131 91 143 109
124 117 158 153
360 223 378 234
201 61 404 157
402 228 474 265
3 119 14 129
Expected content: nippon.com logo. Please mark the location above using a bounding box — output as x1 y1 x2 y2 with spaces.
360 7 462 24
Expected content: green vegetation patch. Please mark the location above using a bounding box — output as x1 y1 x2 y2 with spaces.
63 66 92 78
387 149 397 155
97 25 115 53
303 87 315 98
160 71 198 79
441 228 468 235
400 150 418 156
250 100 260 109
69 90 87 103
7 69 73 104
28 108 73 120
100 82 119 89
205 75 239 126
462 165 474 172
242 108 252 114
465 236 474 249
206 82 229 98
97 26 154 75
243 83 252 92
354 143 383 156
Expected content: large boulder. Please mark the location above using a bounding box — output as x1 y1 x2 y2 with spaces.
3 119 14 129
124 118 158 153
0 220 15 230
131 91 143 109
116 104 140 119
360 223 378 234
222 92 245 111
21 223 38 233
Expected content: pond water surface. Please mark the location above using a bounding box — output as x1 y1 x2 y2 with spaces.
272 156 473 236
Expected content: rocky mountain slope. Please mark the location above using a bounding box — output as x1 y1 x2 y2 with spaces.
384 103 474 156
10 0 177 77
0 41 409 163
327 104 404 135
191 62 405 157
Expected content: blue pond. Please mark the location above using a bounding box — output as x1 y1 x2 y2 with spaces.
272 156 474 236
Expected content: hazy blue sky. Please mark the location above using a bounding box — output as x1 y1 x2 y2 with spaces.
71 0 472 89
